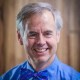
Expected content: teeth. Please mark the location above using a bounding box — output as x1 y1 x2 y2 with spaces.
35 48 46 52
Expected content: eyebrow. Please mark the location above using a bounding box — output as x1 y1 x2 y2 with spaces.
28 31 38 33
44 30 53 33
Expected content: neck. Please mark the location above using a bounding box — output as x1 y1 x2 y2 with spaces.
28 55 55 71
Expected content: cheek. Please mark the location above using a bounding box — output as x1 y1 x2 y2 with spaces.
47 38 58 49
27 39 35 49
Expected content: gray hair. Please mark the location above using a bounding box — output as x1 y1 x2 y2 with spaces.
16 2 63 37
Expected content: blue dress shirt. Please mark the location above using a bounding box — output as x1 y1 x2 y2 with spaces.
1 55 80 80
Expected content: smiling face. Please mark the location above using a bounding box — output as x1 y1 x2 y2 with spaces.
18 10 60 67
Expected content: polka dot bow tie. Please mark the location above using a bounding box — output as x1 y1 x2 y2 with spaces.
20 68 48 80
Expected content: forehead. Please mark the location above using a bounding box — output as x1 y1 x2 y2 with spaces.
24 10 56 31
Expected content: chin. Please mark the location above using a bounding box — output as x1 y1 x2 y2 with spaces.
36 56 50 63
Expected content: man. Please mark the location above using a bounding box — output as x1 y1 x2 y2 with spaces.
1 2 80 80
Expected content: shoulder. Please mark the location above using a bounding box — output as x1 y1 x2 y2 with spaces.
58 60 80 80
1 61 28 80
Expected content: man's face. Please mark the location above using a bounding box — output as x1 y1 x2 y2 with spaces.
21 10 60 64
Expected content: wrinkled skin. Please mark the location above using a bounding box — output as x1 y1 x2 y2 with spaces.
18 10 60 71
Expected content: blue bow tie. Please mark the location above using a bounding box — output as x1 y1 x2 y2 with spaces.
20 68 48 80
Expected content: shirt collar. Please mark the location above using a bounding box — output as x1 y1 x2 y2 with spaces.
44 54 60 78
21 54 60 76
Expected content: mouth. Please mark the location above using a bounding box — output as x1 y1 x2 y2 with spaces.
34 48 49 53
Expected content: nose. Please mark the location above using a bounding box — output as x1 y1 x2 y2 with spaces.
36 34 46 46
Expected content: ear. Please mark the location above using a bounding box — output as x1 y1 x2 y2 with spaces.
17 31 23 45
56 31 60 43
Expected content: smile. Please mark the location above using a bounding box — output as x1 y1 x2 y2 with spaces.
34 48 48 53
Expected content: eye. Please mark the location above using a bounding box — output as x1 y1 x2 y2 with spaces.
28 31 38 39
44 31 53 38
